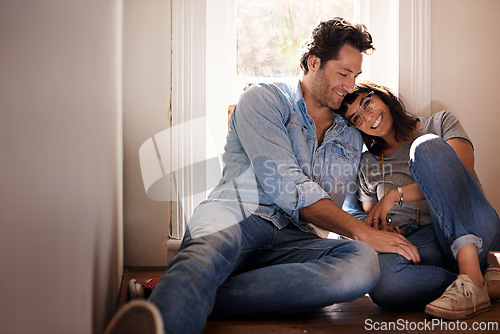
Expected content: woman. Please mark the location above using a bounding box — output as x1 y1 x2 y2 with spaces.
339 81 500 320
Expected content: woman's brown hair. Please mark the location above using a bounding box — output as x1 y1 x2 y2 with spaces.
337 81 418 156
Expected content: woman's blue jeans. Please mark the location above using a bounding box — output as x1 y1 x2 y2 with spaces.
370 134 500 309
149 211 380 334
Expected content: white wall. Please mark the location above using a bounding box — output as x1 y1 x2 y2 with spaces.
122 0 171 266
0 1 122 333
431 0 500 212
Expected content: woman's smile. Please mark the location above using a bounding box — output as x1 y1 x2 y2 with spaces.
371 113 383 129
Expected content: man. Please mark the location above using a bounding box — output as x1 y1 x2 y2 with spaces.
106 17 419 334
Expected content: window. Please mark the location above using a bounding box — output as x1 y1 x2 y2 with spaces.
236 0 354 79
171 0 429 239
208 0 399 160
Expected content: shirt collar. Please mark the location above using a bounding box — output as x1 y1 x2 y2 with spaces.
293 79 305 105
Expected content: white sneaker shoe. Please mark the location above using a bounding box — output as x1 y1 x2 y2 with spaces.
484 265 500 281
485 265 500 301
425 274 491 320
104 300 163 334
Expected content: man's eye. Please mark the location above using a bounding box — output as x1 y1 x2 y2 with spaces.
339 73 347 77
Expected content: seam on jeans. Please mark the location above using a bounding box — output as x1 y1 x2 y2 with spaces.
273 246 336 252
240 246 273 254
396 262 455 275
232 179 247 221
239 225 279 254
271 225 279 247
409 160 452 238
414 239 438 249
390 254 455 275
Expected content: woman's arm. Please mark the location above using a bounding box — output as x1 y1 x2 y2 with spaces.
447 138 474 175
364 138 474 230
364 183 424 231
362 201 376 213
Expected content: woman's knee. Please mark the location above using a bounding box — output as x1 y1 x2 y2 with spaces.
369 253 412 307
410 134 443 157
409 134 452 169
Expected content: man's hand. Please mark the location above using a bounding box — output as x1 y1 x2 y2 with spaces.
299 198 420 264
357 227 420 264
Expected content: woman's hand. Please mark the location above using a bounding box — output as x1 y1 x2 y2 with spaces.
364 189 399 231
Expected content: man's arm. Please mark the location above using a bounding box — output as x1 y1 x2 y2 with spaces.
300 199 421 263
233 84 330 221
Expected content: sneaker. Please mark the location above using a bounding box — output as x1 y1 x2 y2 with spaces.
129 279 158 299
425 274 491 320
488 251 499 267
485 265 500 301
484 265 500 281
104 300 163 334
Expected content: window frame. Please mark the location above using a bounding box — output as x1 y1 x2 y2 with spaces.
170 0 431 239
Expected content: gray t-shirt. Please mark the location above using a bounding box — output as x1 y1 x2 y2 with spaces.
357 110 479 229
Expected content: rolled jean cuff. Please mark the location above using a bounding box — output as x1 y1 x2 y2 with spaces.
451 234 483 259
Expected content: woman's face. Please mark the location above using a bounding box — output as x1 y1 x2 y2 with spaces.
345 91 394 138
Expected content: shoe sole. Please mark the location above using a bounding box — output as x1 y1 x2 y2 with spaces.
425 301 491 320
104 300 163 334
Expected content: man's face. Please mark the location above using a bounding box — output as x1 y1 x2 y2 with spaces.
309 44 363 110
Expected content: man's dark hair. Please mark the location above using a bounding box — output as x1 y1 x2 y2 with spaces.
300 17 375 75
337 81 418 156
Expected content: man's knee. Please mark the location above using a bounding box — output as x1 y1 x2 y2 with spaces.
345 241 380 288
355 241 380 272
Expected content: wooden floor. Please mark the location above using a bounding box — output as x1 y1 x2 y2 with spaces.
117 265 500 334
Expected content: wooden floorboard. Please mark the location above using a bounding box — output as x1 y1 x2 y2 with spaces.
117 266 500 333
205 298 500 334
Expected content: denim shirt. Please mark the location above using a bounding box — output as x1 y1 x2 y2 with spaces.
206 81 363 234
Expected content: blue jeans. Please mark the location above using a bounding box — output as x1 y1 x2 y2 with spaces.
149 211 380 334
370 134 500 308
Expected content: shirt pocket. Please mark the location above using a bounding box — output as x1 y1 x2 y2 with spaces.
285 113 315 164
321 141 359 199
327 140 359 163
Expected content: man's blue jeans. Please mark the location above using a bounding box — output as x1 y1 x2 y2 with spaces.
370 134 500 308
149 212 380 333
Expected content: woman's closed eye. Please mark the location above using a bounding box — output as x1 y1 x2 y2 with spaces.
352 114 363 124
362 98 375 110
